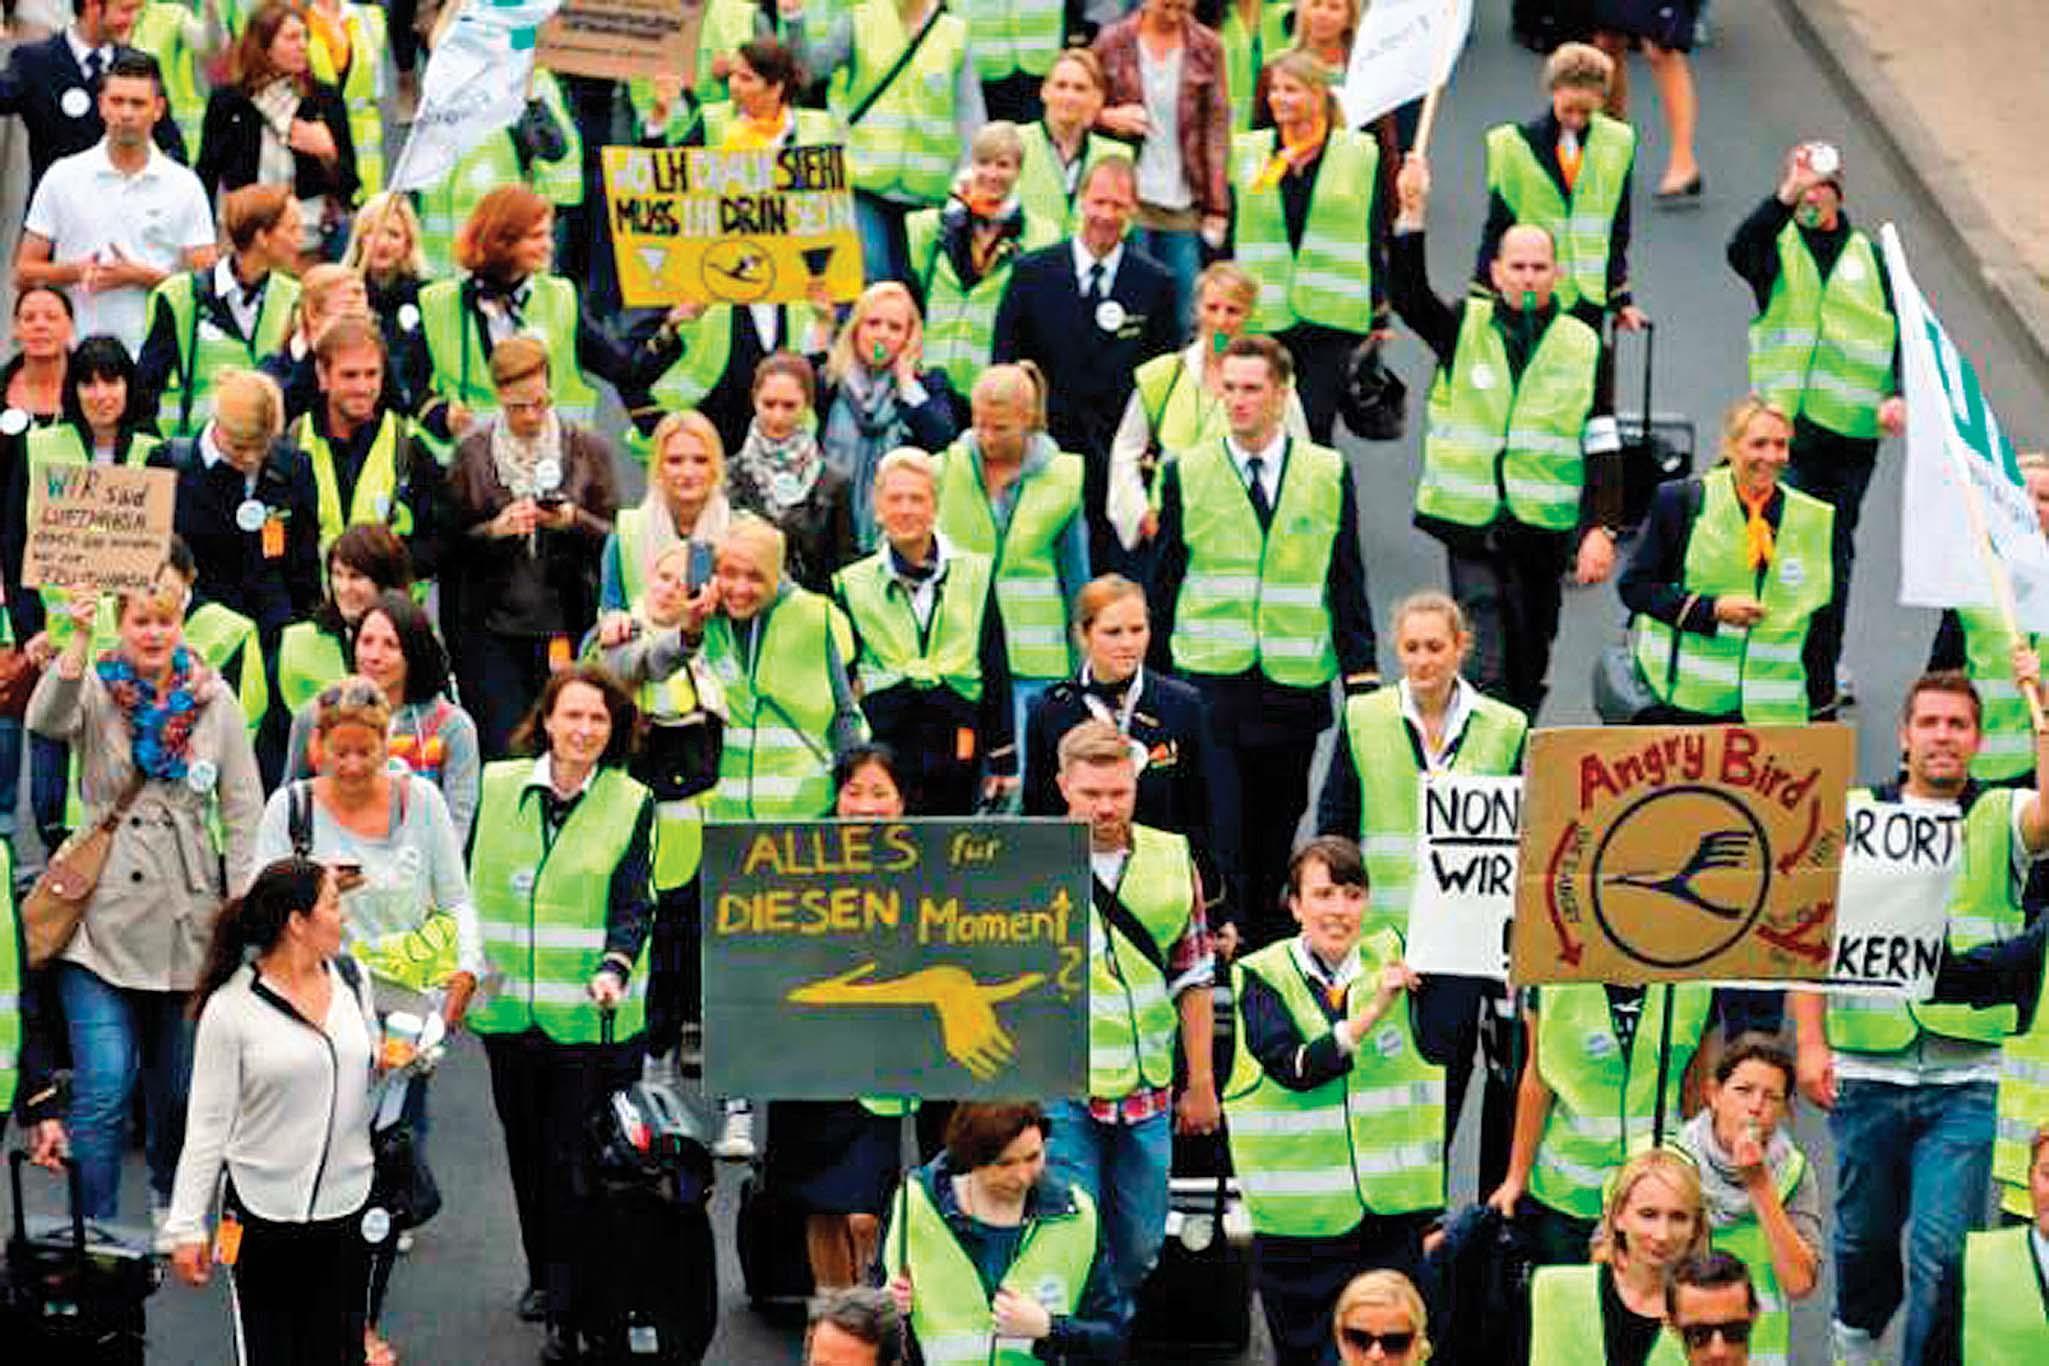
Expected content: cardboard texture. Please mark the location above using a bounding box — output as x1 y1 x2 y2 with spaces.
1512 725 1854 985
23 464 176 595
537 0 701 84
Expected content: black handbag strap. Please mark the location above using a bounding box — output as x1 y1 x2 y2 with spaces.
844 4 947 128
1091 875 1169 978
1662 474 1710 689
288 779 314 857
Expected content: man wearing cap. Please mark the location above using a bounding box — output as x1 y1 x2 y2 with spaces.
1728 142 1905 718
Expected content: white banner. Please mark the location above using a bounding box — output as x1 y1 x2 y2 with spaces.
390 0 564 193
1405 774 1518 980
1338 0 1474 129
1885 223 2049 630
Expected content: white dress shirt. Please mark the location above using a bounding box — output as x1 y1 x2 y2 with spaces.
1071 238 1125 298
1224 429 1287 508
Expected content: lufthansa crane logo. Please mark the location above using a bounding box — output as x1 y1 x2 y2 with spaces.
1592 787 1773 969
701 239 776 302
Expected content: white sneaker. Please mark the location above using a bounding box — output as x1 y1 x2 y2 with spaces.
149 1193 176 1255
1830 1319 1882 1366
396 1229 416 1255
712 1102 756 1162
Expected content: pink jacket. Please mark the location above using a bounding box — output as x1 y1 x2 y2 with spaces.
1091 14 1232 219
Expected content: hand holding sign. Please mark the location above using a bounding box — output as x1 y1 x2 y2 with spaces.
787 961 1047 1082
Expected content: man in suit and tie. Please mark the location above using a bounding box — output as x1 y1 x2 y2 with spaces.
1149 335 1380 950
0 0 186 194
993 156 1179 570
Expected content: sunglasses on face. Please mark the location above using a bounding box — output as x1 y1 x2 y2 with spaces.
1678 1320 1753 1349
1340 1327 1415 1354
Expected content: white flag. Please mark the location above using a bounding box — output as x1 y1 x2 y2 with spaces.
1337 0 1474 130
388 0 564 194
1884 224 2049 630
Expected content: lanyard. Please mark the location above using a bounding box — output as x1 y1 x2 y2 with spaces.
1078 663 1143 735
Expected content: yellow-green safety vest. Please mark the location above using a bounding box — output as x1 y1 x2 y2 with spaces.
1419 297 1598 533
934 441 1083 681
699 101 842 147
305 3 388 195
632 657 709 893
908 206 1061 395
1530 982 1711 1220
1959 607 2041 784
1528 1265 1689 1366
467 762 653 1042
1015 123 1128 231
1484 114 1636 311
1339 685 1528 941
1994 924 2049 1220
278 620 348 716
418 272 600 431
1828 786 2024 1053
146 269 301 438
1168 438 1342 688
1707 1151 1807 1366
829 2 970 206
130 1 208 150
291 410 414 553
412 70 582 277
185 601 269 743
701 587 859 820
955 0 1063 82
1087 824 1194 1099
1747 223 1897 440
1224 929 1446 1234
1231 127 1379 335
882 1169 1098 1366
1131 352 1227 468
1629 468 1834 724
633 306 738 463
1219 0 1292 133
1962 1225 2049 1359
834 547 995 700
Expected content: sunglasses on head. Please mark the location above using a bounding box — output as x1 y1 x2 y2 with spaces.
1340 1327 1415 1354
1678 1320 1753 1349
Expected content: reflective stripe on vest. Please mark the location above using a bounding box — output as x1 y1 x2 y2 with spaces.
1168 439 1341 687
468 763 652 1042
278 621 348 716
934 442 1083 680
305 4 387 194
149 271 301 437
1529 1265 1690 1366
1231 128 1379 334
1530 983 1711 1220
1827 787 2024 1053
955 0 1063 81
132 3 207 148
885 1171 1098 1366
1420 298 1598 532
1747 224 1897 439
292 410 411 552
1223 930 1445 1234
1993 951 2049 1218
702 588 855 821
1962 1225 2049 1359
1015 124 1127 232
419 273 599 430
908 208 1061 395
1088 825 1193 1098
1961 607 2042 782
1483 115 1635 310
415 135 523 278
1630 468 1834 723
1341 687 1528 941
829 3 970 205
835 548 993 700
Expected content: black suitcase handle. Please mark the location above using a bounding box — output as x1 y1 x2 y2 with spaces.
9 1148 88 1257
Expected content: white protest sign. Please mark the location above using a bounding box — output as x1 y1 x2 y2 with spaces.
1338 0 1475 130
1813 800 1958 997
1405 774 1518 979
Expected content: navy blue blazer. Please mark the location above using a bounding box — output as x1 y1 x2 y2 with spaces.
0 35 187 192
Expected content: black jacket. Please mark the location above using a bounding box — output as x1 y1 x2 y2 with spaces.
150 436 324 637
194 80 357 207
0 34 187 191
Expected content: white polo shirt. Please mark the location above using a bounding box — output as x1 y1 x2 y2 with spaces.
23 140 215 352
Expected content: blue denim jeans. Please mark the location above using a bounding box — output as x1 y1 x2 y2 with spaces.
854 191 913 286
58 963 197 1219
1011 677 1053 801
1131 225 1202 336
1043 1099 1171 1320
1828 1077 1995 1366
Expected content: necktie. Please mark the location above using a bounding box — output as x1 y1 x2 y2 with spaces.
1246 455 1273 527
1558 128 1582 192
84 50 104 89
1084 260 1106 305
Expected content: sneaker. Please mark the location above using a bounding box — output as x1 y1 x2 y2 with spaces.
149 1192 177 1255
396 1228 415 1255
712 1102 756 1162
1835 663 1858 711
641 1049 680 1088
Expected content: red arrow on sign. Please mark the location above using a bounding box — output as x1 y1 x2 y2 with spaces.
1545 820 1584 967
1757 900 1833 965
1776 799 1821 875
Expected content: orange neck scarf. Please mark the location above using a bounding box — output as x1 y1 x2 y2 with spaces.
1737 482 1776 571
1250 116 1330 194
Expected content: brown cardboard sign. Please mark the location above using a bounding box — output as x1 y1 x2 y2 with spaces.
537 0 701 84
23 463 176 596
1512 725 1854 985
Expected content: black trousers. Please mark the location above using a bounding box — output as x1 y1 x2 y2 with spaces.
1444 527 1571 722
458 631 562 760
1254 1214 1426 1366
482 1029 642 1332
226 1201 371 1365
1783 426 1880 712
1417 977 1517 1197
980 73 1043 124
1276 323 1361 446
1233 733 1322 948
646 879 702 1058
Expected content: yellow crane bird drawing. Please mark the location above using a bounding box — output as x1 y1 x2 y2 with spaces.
786 962 1047 1081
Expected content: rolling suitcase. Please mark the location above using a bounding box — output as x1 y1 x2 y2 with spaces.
2 1151 159 1364
1613 321 1697 533
735 1165 815 1316
1127 1155 1255 1360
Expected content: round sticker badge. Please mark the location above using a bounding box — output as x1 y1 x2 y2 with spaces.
0 407 29 437
397 303 422 333
1585 1032 1618 1060
1470 362 1499 391
1094 299 1127 333
534 458 563 493
235 498 269 533
1779 556 1806 589
361 1206 392 1245
1375 1025 1404 1059
510 868 537 896
61 87 91 119
185 759 219 795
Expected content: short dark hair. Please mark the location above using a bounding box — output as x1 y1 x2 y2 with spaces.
943 1101 1048 1172
805 1287 901 1365
1221 333 1293 389
62 334 142 432
1901 669 1981 728
360 590 452 705
314 524 414 634
1711 1034 1795 1097
511 664 641 767
1289 835 1366 896
1666 1249 1757 1320
735 38 804 98
104 49 164 93
15 282 74 322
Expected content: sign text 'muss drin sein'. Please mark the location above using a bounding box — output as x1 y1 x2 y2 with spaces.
609 144 851 240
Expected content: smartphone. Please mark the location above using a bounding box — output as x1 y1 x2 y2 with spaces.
687 541 717 591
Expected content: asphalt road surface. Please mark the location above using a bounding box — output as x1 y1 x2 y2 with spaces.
9 0 2049 1361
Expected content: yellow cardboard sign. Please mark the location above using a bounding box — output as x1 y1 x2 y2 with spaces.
603 143 863 307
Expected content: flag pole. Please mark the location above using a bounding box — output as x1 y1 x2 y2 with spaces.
1408 0 1465 156
1950 446 2048 730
